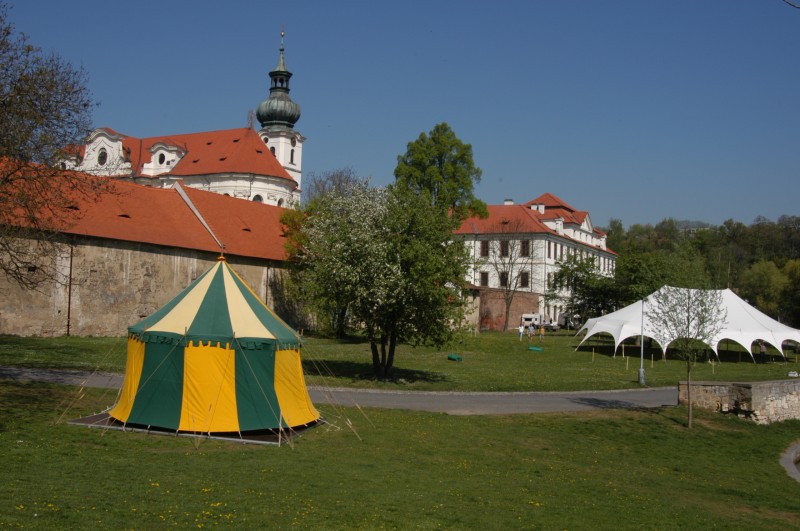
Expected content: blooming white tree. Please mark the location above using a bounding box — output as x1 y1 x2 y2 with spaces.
300 181 470 379
647 286 726 428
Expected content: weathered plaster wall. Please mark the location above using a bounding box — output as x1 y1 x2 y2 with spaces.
680 379 800 424
0 236 280 337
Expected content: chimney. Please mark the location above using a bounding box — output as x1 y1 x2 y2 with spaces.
503 198 514 205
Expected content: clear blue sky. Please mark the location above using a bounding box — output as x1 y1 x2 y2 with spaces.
9 0 800 228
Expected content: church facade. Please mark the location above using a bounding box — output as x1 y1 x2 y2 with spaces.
65 32 304 208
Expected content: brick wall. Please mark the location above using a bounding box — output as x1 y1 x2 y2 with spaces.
478 289 541 331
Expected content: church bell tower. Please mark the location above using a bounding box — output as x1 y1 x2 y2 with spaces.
256 31 304 194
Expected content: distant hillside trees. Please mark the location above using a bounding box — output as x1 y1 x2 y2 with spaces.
601 215 800 327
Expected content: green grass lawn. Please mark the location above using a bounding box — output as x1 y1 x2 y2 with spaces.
1 381 798 529
2 332 798 392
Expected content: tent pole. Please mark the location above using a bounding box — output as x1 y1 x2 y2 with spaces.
638 298 646 385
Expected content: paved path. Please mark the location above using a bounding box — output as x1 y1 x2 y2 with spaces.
0 366 677 415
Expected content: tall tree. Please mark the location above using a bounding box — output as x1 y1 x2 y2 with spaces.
546 253 615 324
0 2 101 289
394 122 487 221
647 286 726 428
738 261 788 318
298 181 469 378
781 259 800 327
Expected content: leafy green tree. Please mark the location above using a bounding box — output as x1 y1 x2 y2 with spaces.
738 261 788 318
647 286 726 429
0 2 100 288
394 122 487 221
298 182 469 379
546 254 615 323
781 259 800 327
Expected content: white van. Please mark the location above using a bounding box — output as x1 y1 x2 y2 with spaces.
522 313 559 332
520 314 541 328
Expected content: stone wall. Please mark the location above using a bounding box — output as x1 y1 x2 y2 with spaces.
0 236 281 337
679 379 800 424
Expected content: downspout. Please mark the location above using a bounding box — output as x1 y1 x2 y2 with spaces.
66 240 74 336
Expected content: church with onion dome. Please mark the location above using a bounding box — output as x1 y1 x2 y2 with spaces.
64 32 304 208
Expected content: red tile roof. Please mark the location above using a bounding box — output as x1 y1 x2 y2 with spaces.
62 180 288 261
99 127 294 184
525 193 589 226
454 204 552 235
455 193 614 253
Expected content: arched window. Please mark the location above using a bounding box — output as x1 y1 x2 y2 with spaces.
252 195 263 203
158 153 165 165
270 147 275 156
277 198 284 207
290 149 295 164
97 148 107 166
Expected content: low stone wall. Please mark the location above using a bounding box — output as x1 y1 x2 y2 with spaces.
679 379 800 425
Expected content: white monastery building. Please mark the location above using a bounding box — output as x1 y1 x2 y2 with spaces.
455 193 616 328
65 32 303 208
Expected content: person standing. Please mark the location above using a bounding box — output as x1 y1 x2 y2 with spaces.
518 323 524 341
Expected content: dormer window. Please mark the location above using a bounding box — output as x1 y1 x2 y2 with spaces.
97 148 107 166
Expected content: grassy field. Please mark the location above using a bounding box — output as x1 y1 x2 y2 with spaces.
1 380 799 529
2 333 799 528
2 331 796 392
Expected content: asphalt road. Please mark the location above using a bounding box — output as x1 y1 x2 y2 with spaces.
0 366 677 415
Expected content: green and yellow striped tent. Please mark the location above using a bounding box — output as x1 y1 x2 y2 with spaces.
109 257 319 434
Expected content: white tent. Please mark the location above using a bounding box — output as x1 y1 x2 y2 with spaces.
577 287 800 360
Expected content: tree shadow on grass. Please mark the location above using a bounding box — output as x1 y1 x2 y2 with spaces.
302 359 448 384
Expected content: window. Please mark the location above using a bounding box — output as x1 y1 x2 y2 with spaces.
547 241 551 259
97 148 107 166
519 271 529 288
479 271 489 287
270 147 276 155
290 149 295 164
277 198 284 207
158 153 165 165
500 240 509 257
521 240 530 257
499 271 509 288
480 240 489 257
252 195 263 203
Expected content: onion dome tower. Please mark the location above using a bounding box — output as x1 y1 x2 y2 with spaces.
256 30 304 192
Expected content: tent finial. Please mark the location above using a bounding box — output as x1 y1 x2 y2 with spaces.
216 254 227 262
